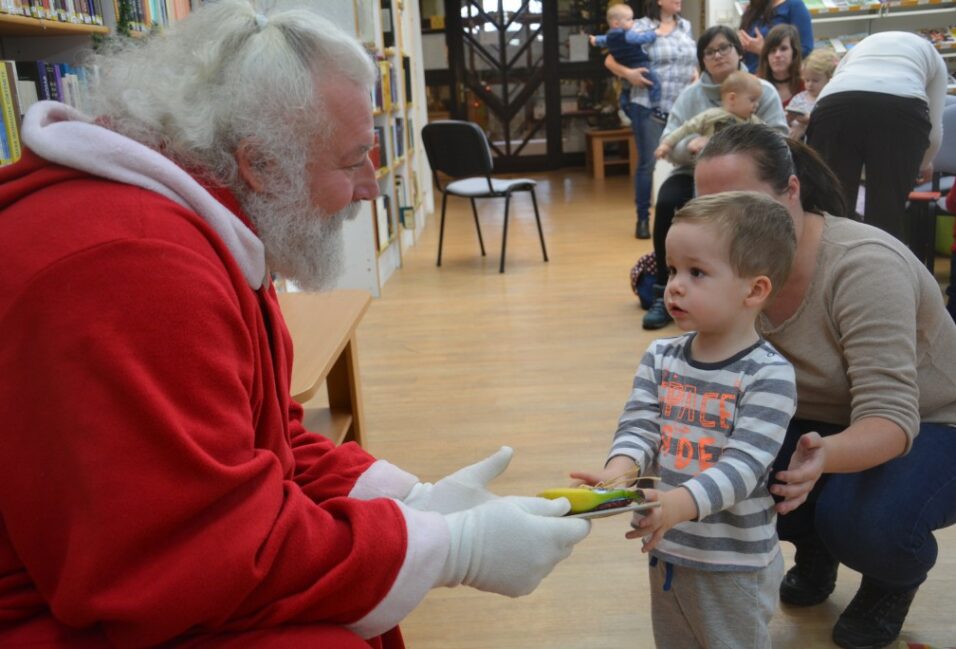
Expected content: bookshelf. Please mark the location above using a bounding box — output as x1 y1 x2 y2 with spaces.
0 2 198 167
318 0 433 298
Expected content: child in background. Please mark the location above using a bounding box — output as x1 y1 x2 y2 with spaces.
787 49 838 139
654 71 763 159
590 3 664 109
571 191 798 649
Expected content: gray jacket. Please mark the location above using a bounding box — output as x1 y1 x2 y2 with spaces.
662 66 787 176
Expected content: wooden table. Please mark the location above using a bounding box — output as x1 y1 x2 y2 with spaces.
278 290 371 447
585 127 637 180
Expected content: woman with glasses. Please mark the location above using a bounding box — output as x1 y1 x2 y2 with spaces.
643 25 786 330
603 0 697 240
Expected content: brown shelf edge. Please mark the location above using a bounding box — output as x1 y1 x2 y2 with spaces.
301 407 354 445
0 14 109 37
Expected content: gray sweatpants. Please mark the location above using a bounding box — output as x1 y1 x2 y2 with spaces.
648 550 784 649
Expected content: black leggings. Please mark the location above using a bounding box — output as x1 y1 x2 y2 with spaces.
807 91 930 241
652 173 696 285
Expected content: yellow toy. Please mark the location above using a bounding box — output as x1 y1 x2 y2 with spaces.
538 469 661 519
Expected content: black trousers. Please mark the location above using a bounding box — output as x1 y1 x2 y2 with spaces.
652 173 696 284
807 91 931 241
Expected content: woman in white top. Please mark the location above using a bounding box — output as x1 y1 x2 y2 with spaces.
806 31 947 240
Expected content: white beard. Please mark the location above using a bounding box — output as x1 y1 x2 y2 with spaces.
241 185 360 292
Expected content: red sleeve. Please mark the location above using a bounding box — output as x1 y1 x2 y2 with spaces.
947 181 956 218
0 238 409 647
286 400 382 501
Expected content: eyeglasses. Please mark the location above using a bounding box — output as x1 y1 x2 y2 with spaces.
703 42 734 60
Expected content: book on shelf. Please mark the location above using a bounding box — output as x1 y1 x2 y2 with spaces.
402 55 412 105
378 60 392 112
381 0 394 49
0 62 20 164
392 117 404 161
373 125 387 168
373 194 393 251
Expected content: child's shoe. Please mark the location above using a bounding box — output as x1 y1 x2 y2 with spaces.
780 538 839 606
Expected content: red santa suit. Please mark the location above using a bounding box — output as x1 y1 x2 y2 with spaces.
0 102 449 648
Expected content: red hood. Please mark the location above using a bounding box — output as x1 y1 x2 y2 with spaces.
0 147 259 234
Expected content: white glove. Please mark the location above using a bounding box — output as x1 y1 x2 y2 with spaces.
404 446 514 514
439 497 591 597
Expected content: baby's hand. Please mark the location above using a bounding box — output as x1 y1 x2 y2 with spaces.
687 135 709 155
654 28 665 37
588 34 597 46
654 143 670 159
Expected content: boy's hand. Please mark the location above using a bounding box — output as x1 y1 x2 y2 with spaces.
588 34 597 46
625 487 698 552
569 456 637 487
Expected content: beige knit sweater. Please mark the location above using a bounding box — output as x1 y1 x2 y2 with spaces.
757 214 956 451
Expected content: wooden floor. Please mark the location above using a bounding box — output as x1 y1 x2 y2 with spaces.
354 169 956 649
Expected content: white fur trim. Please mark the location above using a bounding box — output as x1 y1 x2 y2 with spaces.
346 501 449 639
20 101 267 289
349 460 419 501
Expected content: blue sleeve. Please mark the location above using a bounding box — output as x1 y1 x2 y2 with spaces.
626 29 657 46
594 34 608 47
787 0 815 57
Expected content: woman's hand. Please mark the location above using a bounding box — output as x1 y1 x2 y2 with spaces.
604 52 653 87
624 66 652 88
772 432 826 515
738 28 764 55
917 162 934 185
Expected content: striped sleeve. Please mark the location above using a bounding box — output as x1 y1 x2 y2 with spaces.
681 351 796 520
608 340 668 473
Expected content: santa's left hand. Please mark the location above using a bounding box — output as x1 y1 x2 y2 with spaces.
404 446 514 514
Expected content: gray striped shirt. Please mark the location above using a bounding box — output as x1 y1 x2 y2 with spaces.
609 333 796 571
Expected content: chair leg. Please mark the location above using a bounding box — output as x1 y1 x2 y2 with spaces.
437 192 448 267
500 194 511 273
530 189 548 262
470 198 486 256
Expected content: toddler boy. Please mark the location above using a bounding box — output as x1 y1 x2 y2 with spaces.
572 191 798 648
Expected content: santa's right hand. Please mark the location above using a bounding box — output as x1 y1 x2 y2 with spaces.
438 497 590 597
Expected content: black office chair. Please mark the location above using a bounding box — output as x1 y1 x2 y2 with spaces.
421 120 548 273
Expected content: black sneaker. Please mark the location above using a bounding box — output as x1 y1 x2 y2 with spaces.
780 539 839 606
832 578 918 649
636 220 650 239
642 285 672 330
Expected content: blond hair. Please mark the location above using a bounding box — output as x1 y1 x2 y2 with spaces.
606 3 634 23
674 191 796 295
802 49 839 79
720 71 762 98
